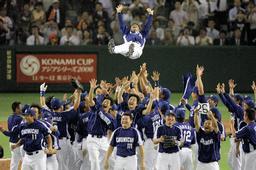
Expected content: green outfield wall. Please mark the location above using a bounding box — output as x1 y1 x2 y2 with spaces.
0 46 255 92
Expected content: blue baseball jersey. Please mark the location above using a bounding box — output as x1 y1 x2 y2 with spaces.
51 107 77 138
187 101 198 128
219 93 244 131
236 122 256 153
39 120 60 151
76 111 91 140
87 106 114 136
175 122 195 148
138 110 163 139
118 13 153 47
19 120 51 152
3 113 23 143
196 128 221 163
154 124 182 153
110 127 143 157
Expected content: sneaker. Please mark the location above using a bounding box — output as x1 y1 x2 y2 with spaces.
126 43 135 57
108 39 115 54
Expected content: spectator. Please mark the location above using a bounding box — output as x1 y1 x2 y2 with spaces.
229 0 245 29
229 28 247 45
43 20 60 44
166 19 180 39
77 20 92 41
60 24 80 45
0 145 3 158
31 2 46 25
26 24 45 45
17 3 31 44
196 27 213 45
169 1 188 29
206 19 219 40
93 2 110 31
48 32 59 45
163 29 175 45
98 0 113 17
61 19 77 36
0 7 13 45
46 0 64 28
182 0 200 27
0 17 8 44
213 30 229 45
233 10 247 40
215 0 228 29
95 25 110 45
248 5 256 45
129 0 145 17
77 11 93 31
147 29 163 45
81 30 93 45
176 27 195 46
198 0 209 25
152 20 165 40
154 0 169 27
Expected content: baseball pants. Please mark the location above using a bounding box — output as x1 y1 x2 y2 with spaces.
21 150 46 170
196 161 219 170
243 149 256 170
228 137 241 170
56 138 71 170
87 134 109 170
114 155 137 170
144 139 157 170
47 154 58 170
113 41 143 59
156 152 181 170
180 147 193 170
10 143 22 170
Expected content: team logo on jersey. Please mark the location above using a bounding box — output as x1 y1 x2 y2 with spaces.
20 55 40 76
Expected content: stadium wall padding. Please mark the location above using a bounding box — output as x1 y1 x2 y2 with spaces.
0 46 255 93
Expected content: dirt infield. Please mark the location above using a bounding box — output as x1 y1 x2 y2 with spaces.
0 121 7 130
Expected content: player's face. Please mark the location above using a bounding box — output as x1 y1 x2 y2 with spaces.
31 107 39 120
128 96 138 109
102 99 111 109
204 120 213 132
121 115 132 128
207 99 215 108
24 115 34 123
165 114 176 126
130 24 140 33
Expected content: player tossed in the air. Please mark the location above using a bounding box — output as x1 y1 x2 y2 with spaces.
108 4 153 59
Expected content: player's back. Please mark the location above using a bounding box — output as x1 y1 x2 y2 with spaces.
175 122 195 148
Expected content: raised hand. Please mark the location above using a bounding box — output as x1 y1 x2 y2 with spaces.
251 81 256 92
89 79 97 89
216 83 221 94
40 82 48 92
196 65 204 77
220 83 225 93
151 71 160 81
116 4 124 13
146 8 154 15
228 79 237 89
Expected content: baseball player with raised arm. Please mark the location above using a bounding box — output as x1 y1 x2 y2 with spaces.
153 110 183 170
174 107 195 170
108 4 153 59
0 101 23 170
39 83 81 170
11 108 55 170
104 113 145 170
87 79 115 170
138 88 163 170
194 109 221 170
235 108 256 170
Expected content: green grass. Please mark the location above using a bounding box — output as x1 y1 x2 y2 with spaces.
0 93 235 169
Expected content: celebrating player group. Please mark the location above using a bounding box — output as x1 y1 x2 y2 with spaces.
1 63 256 170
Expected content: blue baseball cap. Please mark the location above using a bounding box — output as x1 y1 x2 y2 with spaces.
208 95 219 104
165 110 175 117
210 107 221 122
234 94 244 102
111 104 119 111
22 104 30 113
159 101 170 113
244 99 255 109
80 92 88 101
23 108 35 116
50 98 64 110
175 108 186 119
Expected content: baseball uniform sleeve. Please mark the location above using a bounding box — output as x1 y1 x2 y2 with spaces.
110 129 118 147
236 125 249 139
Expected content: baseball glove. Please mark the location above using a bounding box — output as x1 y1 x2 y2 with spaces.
71 79 84 92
